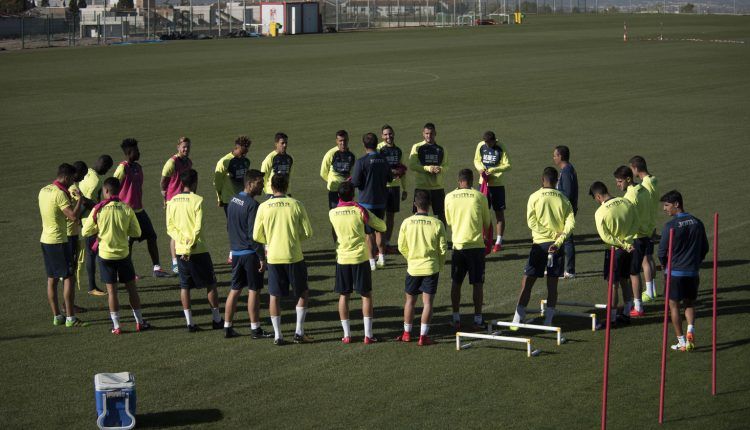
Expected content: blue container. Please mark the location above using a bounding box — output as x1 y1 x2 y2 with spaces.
94 372 136 430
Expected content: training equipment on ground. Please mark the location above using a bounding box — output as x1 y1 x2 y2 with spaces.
659 229 675 424
487 320 564 346
540 300 604 332
95 372 136 430
601 246 616 430
455 331 533 357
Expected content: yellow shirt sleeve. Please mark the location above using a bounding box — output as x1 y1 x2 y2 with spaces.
81 213 97 237
213 156 227 202
320 148 334 182
298 203 313 241
252 205 267 245
113 164 125 181
473 142 485 173
487 142 511 174
557 200 575 248
437 221 447 267
408 143 431 173
366 210 387 233
161 157 176 178
397 220 408 256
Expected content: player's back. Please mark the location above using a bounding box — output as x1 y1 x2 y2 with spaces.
329 206 369 264
166 192 207 254
625 184 652 236
96 200 139 259
527 188 573 240
445 188 489 249
38 184 69 244
597 197 637 242
398 214 446 275
255 196 311 264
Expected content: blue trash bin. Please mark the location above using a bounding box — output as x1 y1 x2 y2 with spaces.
94 372 136 430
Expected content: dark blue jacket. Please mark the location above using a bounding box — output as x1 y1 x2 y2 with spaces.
227 192 263 256
658 212 708 277
351 151 391 209
557 163 578 215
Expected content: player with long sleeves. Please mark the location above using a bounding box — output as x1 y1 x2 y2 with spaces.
408 123 448 226
473 131 511 252
511 168 575 327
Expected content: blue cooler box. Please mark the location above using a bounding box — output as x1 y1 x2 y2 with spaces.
94 372 136 430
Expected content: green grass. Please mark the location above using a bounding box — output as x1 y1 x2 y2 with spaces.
1 14 749 429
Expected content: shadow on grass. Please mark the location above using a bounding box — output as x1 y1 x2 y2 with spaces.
664 406 750 424
137 408 223 428
694 336 750 353
700 259 749 269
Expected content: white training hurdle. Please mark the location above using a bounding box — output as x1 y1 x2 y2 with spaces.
488 321 563 346
540 299 603 331
455 332 532 357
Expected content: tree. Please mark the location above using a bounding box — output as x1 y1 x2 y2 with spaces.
41 0 49 5
0 0 28 13
117 0 134 9
680 3 695 13
77 0 86 8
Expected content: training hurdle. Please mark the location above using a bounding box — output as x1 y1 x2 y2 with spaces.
455 332 532 357
540 300 601 331
488 320 563 346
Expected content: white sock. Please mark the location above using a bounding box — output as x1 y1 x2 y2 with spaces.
250 322 260 330
496 235 503 245
513 305 526 324
624 301 633 314
211 307 221 323
634 299 643 312
544 307 556 326
377 254 385 264
171 257 178 265
687 324 695 333
110 312 120 330
132 309 143 324
66 316 75 322
341 320 351 338
420 324 430 336
271 315 282 339
183 309 193 326
224 321 232 328
364 317 373 338
646 281 655 298
452 312 460 322
677 335 686 346
474 314 483 325
369 258 376 269
295 306 306 336
153 264 161 272
229 251 233 259
404 323 412 333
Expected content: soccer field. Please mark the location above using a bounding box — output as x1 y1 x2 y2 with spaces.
1 13 749 429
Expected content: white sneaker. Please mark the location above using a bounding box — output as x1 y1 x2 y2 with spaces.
376 259 385 268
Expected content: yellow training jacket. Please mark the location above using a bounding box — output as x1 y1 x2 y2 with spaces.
398 214 447 276
444 187 491 249
408 141 448 190
624 184 651 238
329 206 386 264
526 187 575 248
594 197 638 250
473 141 511 186
253 196 313 264
166 192 208 256
81 200 141 260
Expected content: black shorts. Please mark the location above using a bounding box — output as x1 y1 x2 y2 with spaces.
364 208 386 234
413 189 445 218
328 191 339 210
386 187 401 213
177 252 217 289
603 248 633 282
132 210 157 242
335 261 372 295
230 252 264 291
41 242 73 279
524 242 564 278
451 247 485 284
487 186 506 211
667 275 699 301
631 237 650 274
645 238 654 256
98 255 136 284
405 273 439 296
267 260 308 297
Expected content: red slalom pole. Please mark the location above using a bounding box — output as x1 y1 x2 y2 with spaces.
601 246 616 430
659 229 675 424
712 213 719 396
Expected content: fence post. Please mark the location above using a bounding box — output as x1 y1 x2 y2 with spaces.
21 17 25 49
48 15 52 48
